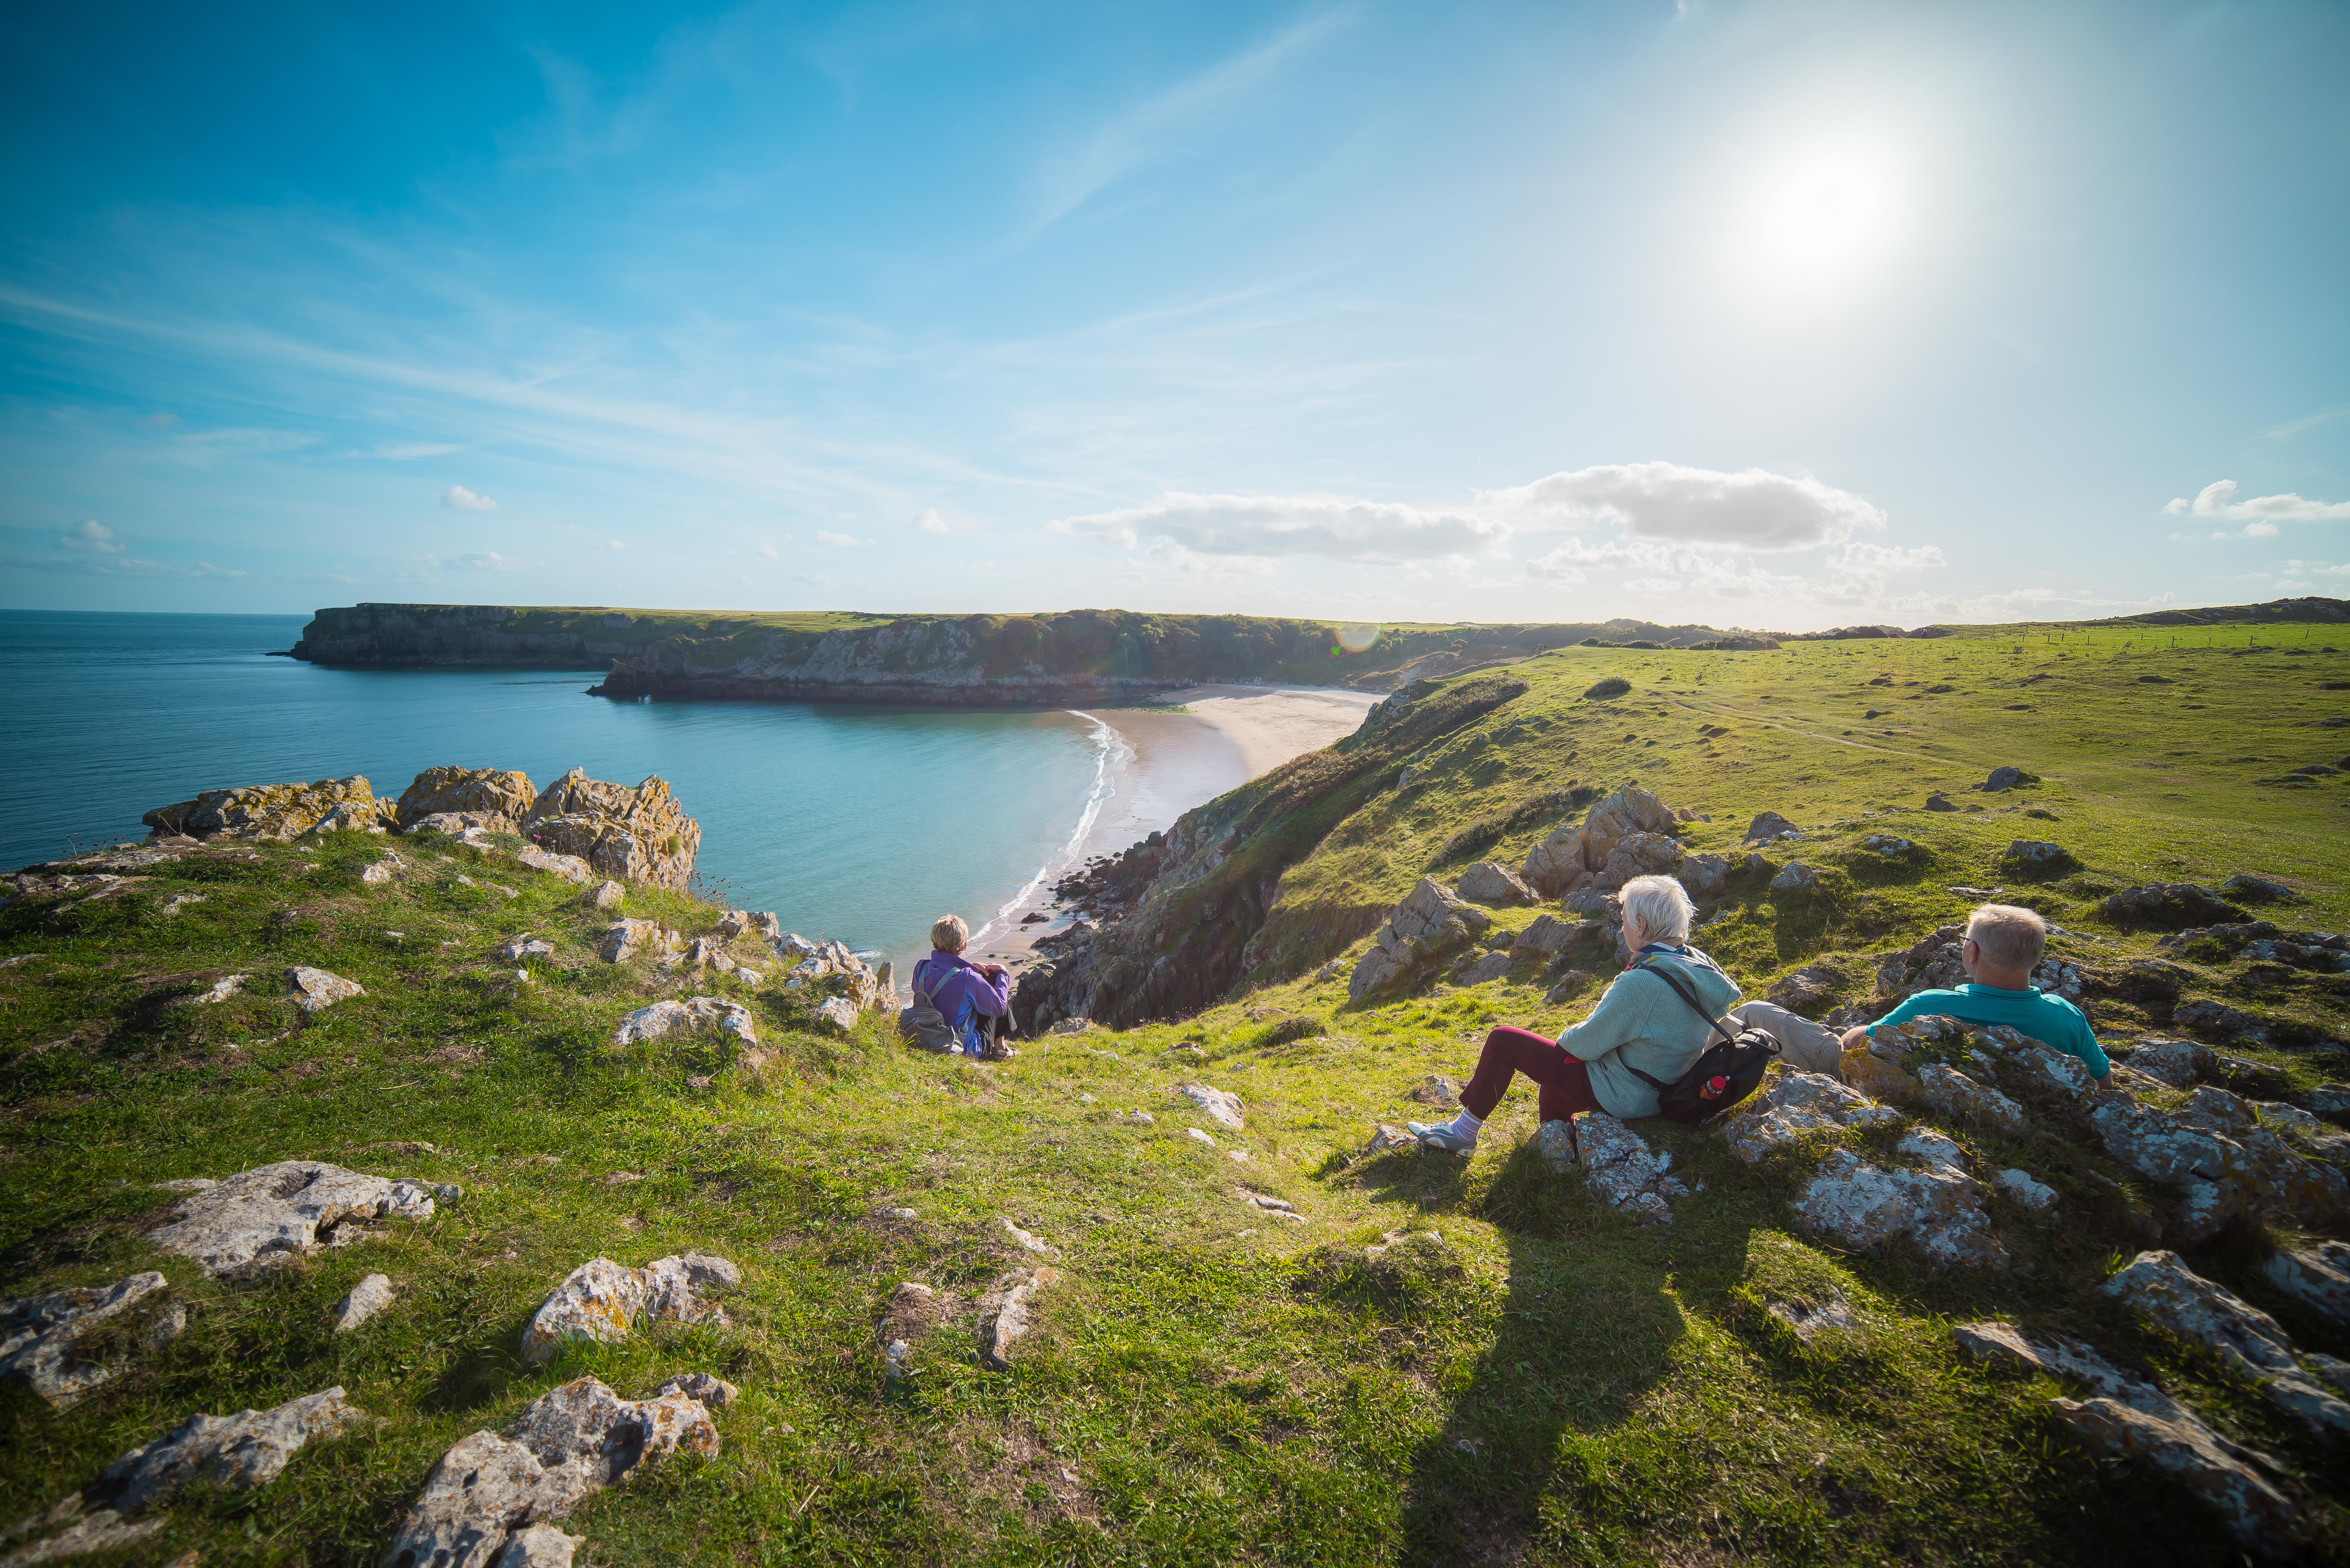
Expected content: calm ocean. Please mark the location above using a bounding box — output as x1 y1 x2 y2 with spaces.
0 611 1118 964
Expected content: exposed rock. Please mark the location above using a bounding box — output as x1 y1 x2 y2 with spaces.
1897 1127 1968 1172
581 879 626 911
1924 792 1958 812
1860 832 1916 856
2000 839 2071 873
1410 1073 1461 1106
286 966 364 1013
2172 999 2277 1047
1794 1149 2008 1268
1520 786 1682 895
2315 1083 2350 1123
497 1525 584 1568
102 1386 364 1517
1537 1115 1687 1225
2260 1243 2350 1327
1743 810 1802 845
360 854 400 886
1187 1127 1216 1147
0 1508 165 1566
151 1162 437 1278
2223 874 2299 904
2092 1090 2350 1244
1000 1218 1058 1257
1717 1071 1899 1164
1455 861 1535 906
1178 1083 1246 1130
2046 1399 2301 1559
2126 1037 2216 1087
1995 1168 2058 1213
1982 766 2027 791
381 1376 720 1568
520 768 700 892
1677 852 1731 899
1768 965 1840 1017
1768 862 1821 898
494 934 556 963
1365 1123 1416 1156
1455 951 1514 986
610 997 757 1050
777 935 884 1011
595 919 678 963
2104 1250 2350 1436
977 1266 1058 1369
1767 1292 1858 1344
2118 959 2192 1002
142 775 386 842
519 1253 740 1365
394 766 536 830
814 997 860 1035
1511 914 1594 956
177 974 248 1007
516 845 594 884
406 810 511 837
1918 1063 2028 1134
1347 878 1491 1003
0 1272 168 1408
1874 925 1967 1001
2103 883 2248 928
333 1274 395 1333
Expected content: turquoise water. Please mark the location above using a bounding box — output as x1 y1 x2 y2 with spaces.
0 611 1115 963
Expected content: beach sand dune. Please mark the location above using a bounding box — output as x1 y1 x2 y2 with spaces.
967 684 1381 970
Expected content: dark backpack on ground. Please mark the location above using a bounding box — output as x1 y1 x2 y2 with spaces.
1619 959 1780 1125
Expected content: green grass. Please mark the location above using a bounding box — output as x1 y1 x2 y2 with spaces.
4 614 2348 1564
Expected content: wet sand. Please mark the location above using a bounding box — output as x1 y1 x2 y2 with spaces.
968 684 1382 973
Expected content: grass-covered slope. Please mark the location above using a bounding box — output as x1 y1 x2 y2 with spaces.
4 613 2349 1566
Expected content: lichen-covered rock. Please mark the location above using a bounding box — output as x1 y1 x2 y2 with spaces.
1873 926 1968 1003
150 1162 436 1278
1537 1115 1687 1225
814 996 860 1035
595 919 678 963
1348 878 1491 1002
2091 1089 2350 1245
1178 1083 1246 1130
1677 852 1731 899
1794 1149 2007 1267
1512 914 1597 956
1769 862 1822 898
519 1253 739 1365
2103 883 2250 928
2261 1243 2350 1327
516 845 594 884
1898 1126 1968 1172
2172 999 2278 1047
2046 1399 2300 1559
2104 1250 2350 1436
611 997 757 1049
334 1273 395 1333
581 879 626 911
1917 1063 2028 1133
381 1376 720 1568
977 1266 1058 1369
1995 1168 2058 1213
2001 839 2071 873
1717 1071 1899 1164
287 966 364 1013
394 766 538 831
1768 965 1841 1017
2122 1037 2215 1087
102 1386 364 1517
1520 786 1682 895
143 775 381 842
1455 861 1535 906
520 769 700 892
1454 950 1514 986
0 1272 168 1407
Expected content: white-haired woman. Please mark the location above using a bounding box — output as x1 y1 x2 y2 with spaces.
1411 874 1745 1151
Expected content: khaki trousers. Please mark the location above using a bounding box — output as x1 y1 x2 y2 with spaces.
1726 1000 1846 1076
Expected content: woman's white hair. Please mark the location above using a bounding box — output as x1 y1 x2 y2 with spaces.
1618 874 1694 946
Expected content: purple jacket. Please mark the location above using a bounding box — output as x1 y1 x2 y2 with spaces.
911 951 1009 1026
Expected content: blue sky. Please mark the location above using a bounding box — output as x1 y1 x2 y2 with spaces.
3 0 2345 630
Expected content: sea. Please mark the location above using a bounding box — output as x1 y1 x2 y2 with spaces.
0 610 1126 966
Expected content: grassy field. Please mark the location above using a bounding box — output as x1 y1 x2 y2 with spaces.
4 613 2348 1565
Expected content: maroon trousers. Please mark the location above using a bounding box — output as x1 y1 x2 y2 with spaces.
1461 1025 1602 1123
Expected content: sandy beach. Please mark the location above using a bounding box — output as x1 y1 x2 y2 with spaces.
967 683 1382 972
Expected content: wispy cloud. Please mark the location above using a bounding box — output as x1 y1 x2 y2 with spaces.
441 484 498 510
814 531 862 547
913 508 950 534
452 550 525 571
60 519 124 554
2162 479 2350 524
1058 492 1505 563
349 441 462 461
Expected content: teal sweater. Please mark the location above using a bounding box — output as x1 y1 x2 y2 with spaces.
1559 949 1745 1119
1869 984 2110 1078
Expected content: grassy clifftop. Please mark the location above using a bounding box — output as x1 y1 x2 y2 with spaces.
6 609 2350 1565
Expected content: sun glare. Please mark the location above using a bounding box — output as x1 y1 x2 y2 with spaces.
1737 139 1910 294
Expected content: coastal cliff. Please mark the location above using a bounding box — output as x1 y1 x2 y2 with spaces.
286 604 894 667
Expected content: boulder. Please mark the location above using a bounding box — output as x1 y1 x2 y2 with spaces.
1600 831 1685 887
1982 766 2027 791
1767 965 1840 1017
1794 1149 2008 1268
1873 925 1968 1001
1520 786 1681 895
1677 852 1731 899
2126 1037 2216 1087
0 1508 164 1564
1178 1083 1246 1130
333 1274 395 1333
287 966 364 1013
2000 839 2071 873
2172 999 2277 1047
977 1266 1059 1369
142 775 383 842
1347 878 1491 1003
0 1272 169 1408
815 997 860 1035
2102 884 2248 928
1743 811 1802 845
2104 1250 2350 1436
581 879 626 911
102 1386 364 1518
406 810 510 837
1455 951 1514 986
394 766 537 831
151 1162 437 1278
520 768 700 892
381 1375 720 1568
2222 874 2298 905
610 998 757 1050
1995 1168 2059 1214
595 919 677 963
1768 862 1821 898
1917 1063 2027 1134
1898 1126 1968 1172
1455 861 1535 906
519 1252 740 1365
1537 1115 1687 1225
1511 914 1595 956
2047 1399 2300 1559
1923 792 1958 812
2260 1243 2350 1327
2091 1089 2350 1244
516 845 594 885
1717 1071 1900 1164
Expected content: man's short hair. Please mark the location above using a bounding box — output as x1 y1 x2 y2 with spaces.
930 914 970 953
1967 903 2046 972
1619 874 1694 946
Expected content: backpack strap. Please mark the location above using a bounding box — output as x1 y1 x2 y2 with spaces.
1617 959 1740 1092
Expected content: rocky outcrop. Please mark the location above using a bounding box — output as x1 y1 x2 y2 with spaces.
520 1253 741 1365
2090 1087 2350 1245
611 998 757 1049
977 1267 1058 1369
778 935 883 1010
381 1374 727 1568
595 919 680 964
0 1272 169 1407
2104 1251 2350 1436
334 1274 396 1333
1795 1149 2007 1267
1347 878 1491 1003
142 775 395 841
521 769 699 891
2261 1243 2350 1325
150 1161 442 1278
1537 1115 1687 1224
1455 861 1535 906
2103 883 2250 928
288 966 364 1012
395 767 537 831
1718 1071 1901 1163
1520 786 1684 896
1178 1083 1246 1130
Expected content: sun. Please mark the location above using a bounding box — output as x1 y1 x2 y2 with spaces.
1737 138 1910 293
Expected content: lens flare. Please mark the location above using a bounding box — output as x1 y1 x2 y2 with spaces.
1335 623 1382 654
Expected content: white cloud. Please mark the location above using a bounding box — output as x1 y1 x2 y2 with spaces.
607 539 625 550
815 531 862 547
441 484 498 510
796 573 834 587
452 551 525 571
2281 559 2350 578
1057 492 1507 563
60 519 123 554
914 508 950 534
2163 479 2350 524
349 441 462 461
1476 463 1887 550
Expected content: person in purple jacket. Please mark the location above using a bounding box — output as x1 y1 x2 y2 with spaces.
910 914 1012 1058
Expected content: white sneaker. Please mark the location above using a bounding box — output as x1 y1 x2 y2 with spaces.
1408 1120 1477 1153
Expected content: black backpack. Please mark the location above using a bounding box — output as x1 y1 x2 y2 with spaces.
1618 959 1780 1125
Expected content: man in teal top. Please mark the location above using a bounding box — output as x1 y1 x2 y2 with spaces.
1839 903 2111 1080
